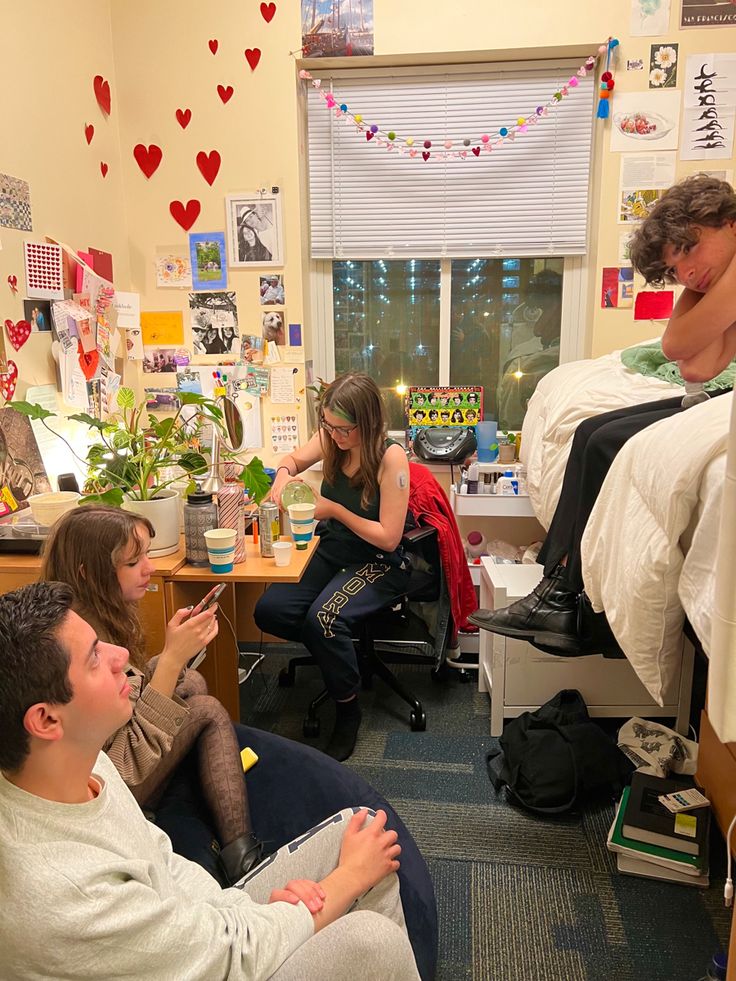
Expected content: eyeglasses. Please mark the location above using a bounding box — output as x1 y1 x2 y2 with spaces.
320 417 358 438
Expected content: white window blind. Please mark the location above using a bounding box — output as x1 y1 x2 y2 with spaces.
307 63 595 259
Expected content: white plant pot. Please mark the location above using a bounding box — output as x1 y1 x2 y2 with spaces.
122 489 181 557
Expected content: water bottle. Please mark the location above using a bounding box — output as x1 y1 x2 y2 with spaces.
702 952 727 981
183 485 218 566
217 462 246 564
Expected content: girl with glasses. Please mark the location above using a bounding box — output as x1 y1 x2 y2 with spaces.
255 372 411 761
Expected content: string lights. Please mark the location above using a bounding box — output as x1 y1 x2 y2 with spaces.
300 38 618 162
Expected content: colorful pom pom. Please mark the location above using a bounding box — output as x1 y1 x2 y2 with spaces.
424 139 432 149
499 127 508 136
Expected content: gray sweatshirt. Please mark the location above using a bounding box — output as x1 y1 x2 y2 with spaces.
0 753 313 980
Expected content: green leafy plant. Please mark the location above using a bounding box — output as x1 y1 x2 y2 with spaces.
9 387 270 506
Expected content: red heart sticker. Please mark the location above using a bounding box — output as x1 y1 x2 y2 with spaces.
217 84 234 104
169 199 201 232
209 38 219 55
366 131 374 141
244 48 261 71
176 108 192 129
93 74 111 115
422 151 430 161
5 319 31 352
0 360 18 403
78 341 99 382
7 275 18 293
100 161 109 178
85 123 95 145
472 146 481 156
133 143 163 179
260 2 276 22
196 150 221 186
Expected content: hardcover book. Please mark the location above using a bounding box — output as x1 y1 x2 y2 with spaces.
622 772 709 857
607 789 706 877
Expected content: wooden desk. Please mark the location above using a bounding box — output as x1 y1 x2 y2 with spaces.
0 536 318 722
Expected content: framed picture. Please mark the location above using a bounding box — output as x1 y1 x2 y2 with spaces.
226 193 283 268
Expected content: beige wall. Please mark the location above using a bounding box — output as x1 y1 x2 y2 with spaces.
2 0 735 454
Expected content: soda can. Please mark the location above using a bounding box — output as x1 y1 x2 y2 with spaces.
258 501 280 557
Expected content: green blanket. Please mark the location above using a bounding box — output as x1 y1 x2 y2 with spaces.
621 340 736 391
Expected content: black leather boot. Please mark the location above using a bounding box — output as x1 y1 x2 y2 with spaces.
219 832 265 886
468 569 579 651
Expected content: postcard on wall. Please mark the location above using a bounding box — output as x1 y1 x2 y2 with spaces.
608 90 682 153
259 274 285 305
189 232 228 291
140 311 184 347
618 231 636 264
301 0 374 57
126 327 144 361
680 53 736 160
681 0 736 28
24 240 65 300
143 347 190 373
270 414 299 454
155 246 192 288
189 291 239 356
263 339 282 365
0 172 32 231
618 153 676 223
145 389 181 412
246 365 270 395
270 365 297 403
23 299 51 332
240 334 265 364
112 291 140 329
225 193 283 268
630 0 671 36
288 322 302 346
649 44 679 87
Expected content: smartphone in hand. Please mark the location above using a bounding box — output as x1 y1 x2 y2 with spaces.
185 582 226 622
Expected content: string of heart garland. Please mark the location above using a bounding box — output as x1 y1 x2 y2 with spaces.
299 37 619 161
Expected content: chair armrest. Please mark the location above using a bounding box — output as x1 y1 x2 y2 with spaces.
402 525 437 546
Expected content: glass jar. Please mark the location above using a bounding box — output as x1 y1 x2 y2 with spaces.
183 485 218 566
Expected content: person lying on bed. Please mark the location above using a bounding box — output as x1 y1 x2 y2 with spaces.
470 174 736 655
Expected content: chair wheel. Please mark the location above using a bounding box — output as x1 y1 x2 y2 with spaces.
410 709 426 732
303 717 321 738
431 665 448 684
278 669 294 688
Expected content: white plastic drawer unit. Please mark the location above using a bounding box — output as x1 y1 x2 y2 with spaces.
478 559 693 738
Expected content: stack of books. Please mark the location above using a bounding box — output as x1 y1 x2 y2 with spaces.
607 772 710 887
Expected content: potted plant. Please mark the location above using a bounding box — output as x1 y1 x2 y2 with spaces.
10 387 269 554
497 431 517 464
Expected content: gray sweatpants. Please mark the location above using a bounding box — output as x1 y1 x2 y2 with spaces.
238 808 421 981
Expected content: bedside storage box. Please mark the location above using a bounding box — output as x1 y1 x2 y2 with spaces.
478 559 694 737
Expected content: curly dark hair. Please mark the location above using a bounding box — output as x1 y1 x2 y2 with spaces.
629 174 736 287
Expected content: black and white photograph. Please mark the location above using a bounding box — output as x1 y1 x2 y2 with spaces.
189 291 240 356
259 274 285 305
262 310 285 346
226 193 283 268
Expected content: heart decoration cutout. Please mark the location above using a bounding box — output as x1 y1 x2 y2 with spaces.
366 131 374 141
175 107 192 129
7 275 18 293
100 161 109 178
77 341 99 382
422 152 430 162
196 150 221 186
5 319 31 352
85 123 94 145
0 360 18 403
169 199 201 232
217 84 234 104
472 146 481 156
133 143 163 179
244 48 262 71
260 2 276 22
93 74 111 115
209 38 219 55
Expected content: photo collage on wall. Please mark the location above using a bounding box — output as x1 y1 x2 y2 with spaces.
406 386 484 437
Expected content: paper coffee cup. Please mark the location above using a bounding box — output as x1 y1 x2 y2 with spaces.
204 527 237 573
288 502 316 550
272 540 293 567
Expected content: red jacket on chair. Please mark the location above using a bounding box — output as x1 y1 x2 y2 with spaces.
407 462 477 635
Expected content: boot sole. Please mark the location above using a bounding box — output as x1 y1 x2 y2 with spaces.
466 615 535 641
531 630 581 654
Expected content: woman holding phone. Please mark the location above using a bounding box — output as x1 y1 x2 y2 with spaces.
41 505 263 884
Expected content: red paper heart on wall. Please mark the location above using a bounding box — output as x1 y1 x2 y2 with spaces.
175 108 192 129
196 150 221 186
422 152 430 162
78 341 99 381
133 143 163 179
209 38 219 54
260 2 276 22
244 48 261 71
169 199 201 232
472 146 481 156
93 75 111 115
7 275 18 293
217 84 234 104
366 131 374 141
100 161 109 178
85 123 95 145
5 319 31 351
0 360 18 403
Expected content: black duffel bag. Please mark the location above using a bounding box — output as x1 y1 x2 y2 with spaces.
486 689 631 815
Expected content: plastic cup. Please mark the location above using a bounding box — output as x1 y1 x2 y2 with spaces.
272 540 293 567
475 420 499 463
204 527 237 573
288 503 316 550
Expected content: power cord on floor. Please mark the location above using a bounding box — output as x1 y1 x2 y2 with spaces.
725 813 736 907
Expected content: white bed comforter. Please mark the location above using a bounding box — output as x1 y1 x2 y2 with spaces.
521 350 682 529
582 393 731 704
